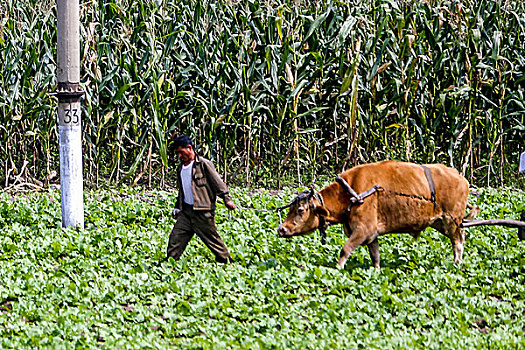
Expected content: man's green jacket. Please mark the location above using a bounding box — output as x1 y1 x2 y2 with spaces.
175 155 231 211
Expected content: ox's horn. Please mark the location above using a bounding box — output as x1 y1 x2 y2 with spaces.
276 202 293 211
276 187 315 211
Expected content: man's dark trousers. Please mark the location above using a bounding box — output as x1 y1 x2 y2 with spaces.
167 203 230 263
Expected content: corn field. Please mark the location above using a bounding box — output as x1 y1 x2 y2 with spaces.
1 0 524 188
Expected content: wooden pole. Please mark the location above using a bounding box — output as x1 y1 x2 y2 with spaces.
461 218 525 230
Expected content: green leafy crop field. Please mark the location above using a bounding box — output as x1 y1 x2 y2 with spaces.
0 187 524 349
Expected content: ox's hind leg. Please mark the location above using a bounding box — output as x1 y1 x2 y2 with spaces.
431 217 465 264
450 226 466 264
367 238 380 269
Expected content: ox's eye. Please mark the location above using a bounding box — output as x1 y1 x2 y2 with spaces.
297 207 305 215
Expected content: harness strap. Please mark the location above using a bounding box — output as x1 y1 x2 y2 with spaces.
335 176 363 204
319 216 327 245
335 176 381 208
359 185 381 200
314 192 325 207
420 165 436 203
311 193 327 245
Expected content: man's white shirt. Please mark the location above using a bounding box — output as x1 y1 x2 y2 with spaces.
181 161 194 205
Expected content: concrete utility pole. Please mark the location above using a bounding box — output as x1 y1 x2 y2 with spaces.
56 0 84 228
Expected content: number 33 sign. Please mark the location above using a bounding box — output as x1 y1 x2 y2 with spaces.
58 102 81 126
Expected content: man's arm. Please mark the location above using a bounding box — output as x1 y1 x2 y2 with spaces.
203 159 235 209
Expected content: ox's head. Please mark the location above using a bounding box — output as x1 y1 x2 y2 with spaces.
277 187 328 239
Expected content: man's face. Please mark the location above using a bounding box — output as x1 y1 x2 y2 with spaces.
176 145 195 165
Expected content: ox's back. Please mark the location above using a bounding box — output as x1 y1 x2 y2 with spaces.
337 160 469 233
341 161 469 210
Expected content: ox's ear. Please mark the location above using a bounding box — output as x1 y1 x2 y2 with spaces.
308 185 315 196
314 205 329 217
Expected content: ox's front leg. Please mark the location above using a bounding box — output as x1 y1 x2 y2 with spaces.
367 238 380 269
342 221 353 238
336 228 371 269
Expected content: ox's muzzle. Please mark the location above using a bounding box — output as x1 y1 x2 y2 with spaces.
277 225 293 238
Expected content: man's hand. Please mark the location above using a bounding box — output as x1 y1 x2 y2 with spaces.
172 208 181 219
225 200 236 210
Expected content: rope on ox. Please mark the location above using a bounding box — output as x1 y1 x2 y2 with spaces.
335 175 444 222
232 205 284 222
336 164 437 208
329 173 440 244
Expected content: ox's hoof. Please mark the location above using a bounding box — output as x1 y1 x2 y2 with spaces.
335 263 344 270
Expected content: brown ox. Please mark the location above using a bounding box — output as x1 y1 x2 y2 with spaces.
277 160 481 269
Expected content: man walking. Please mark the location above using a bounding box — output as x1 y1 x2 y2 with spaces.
167 135 236 263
